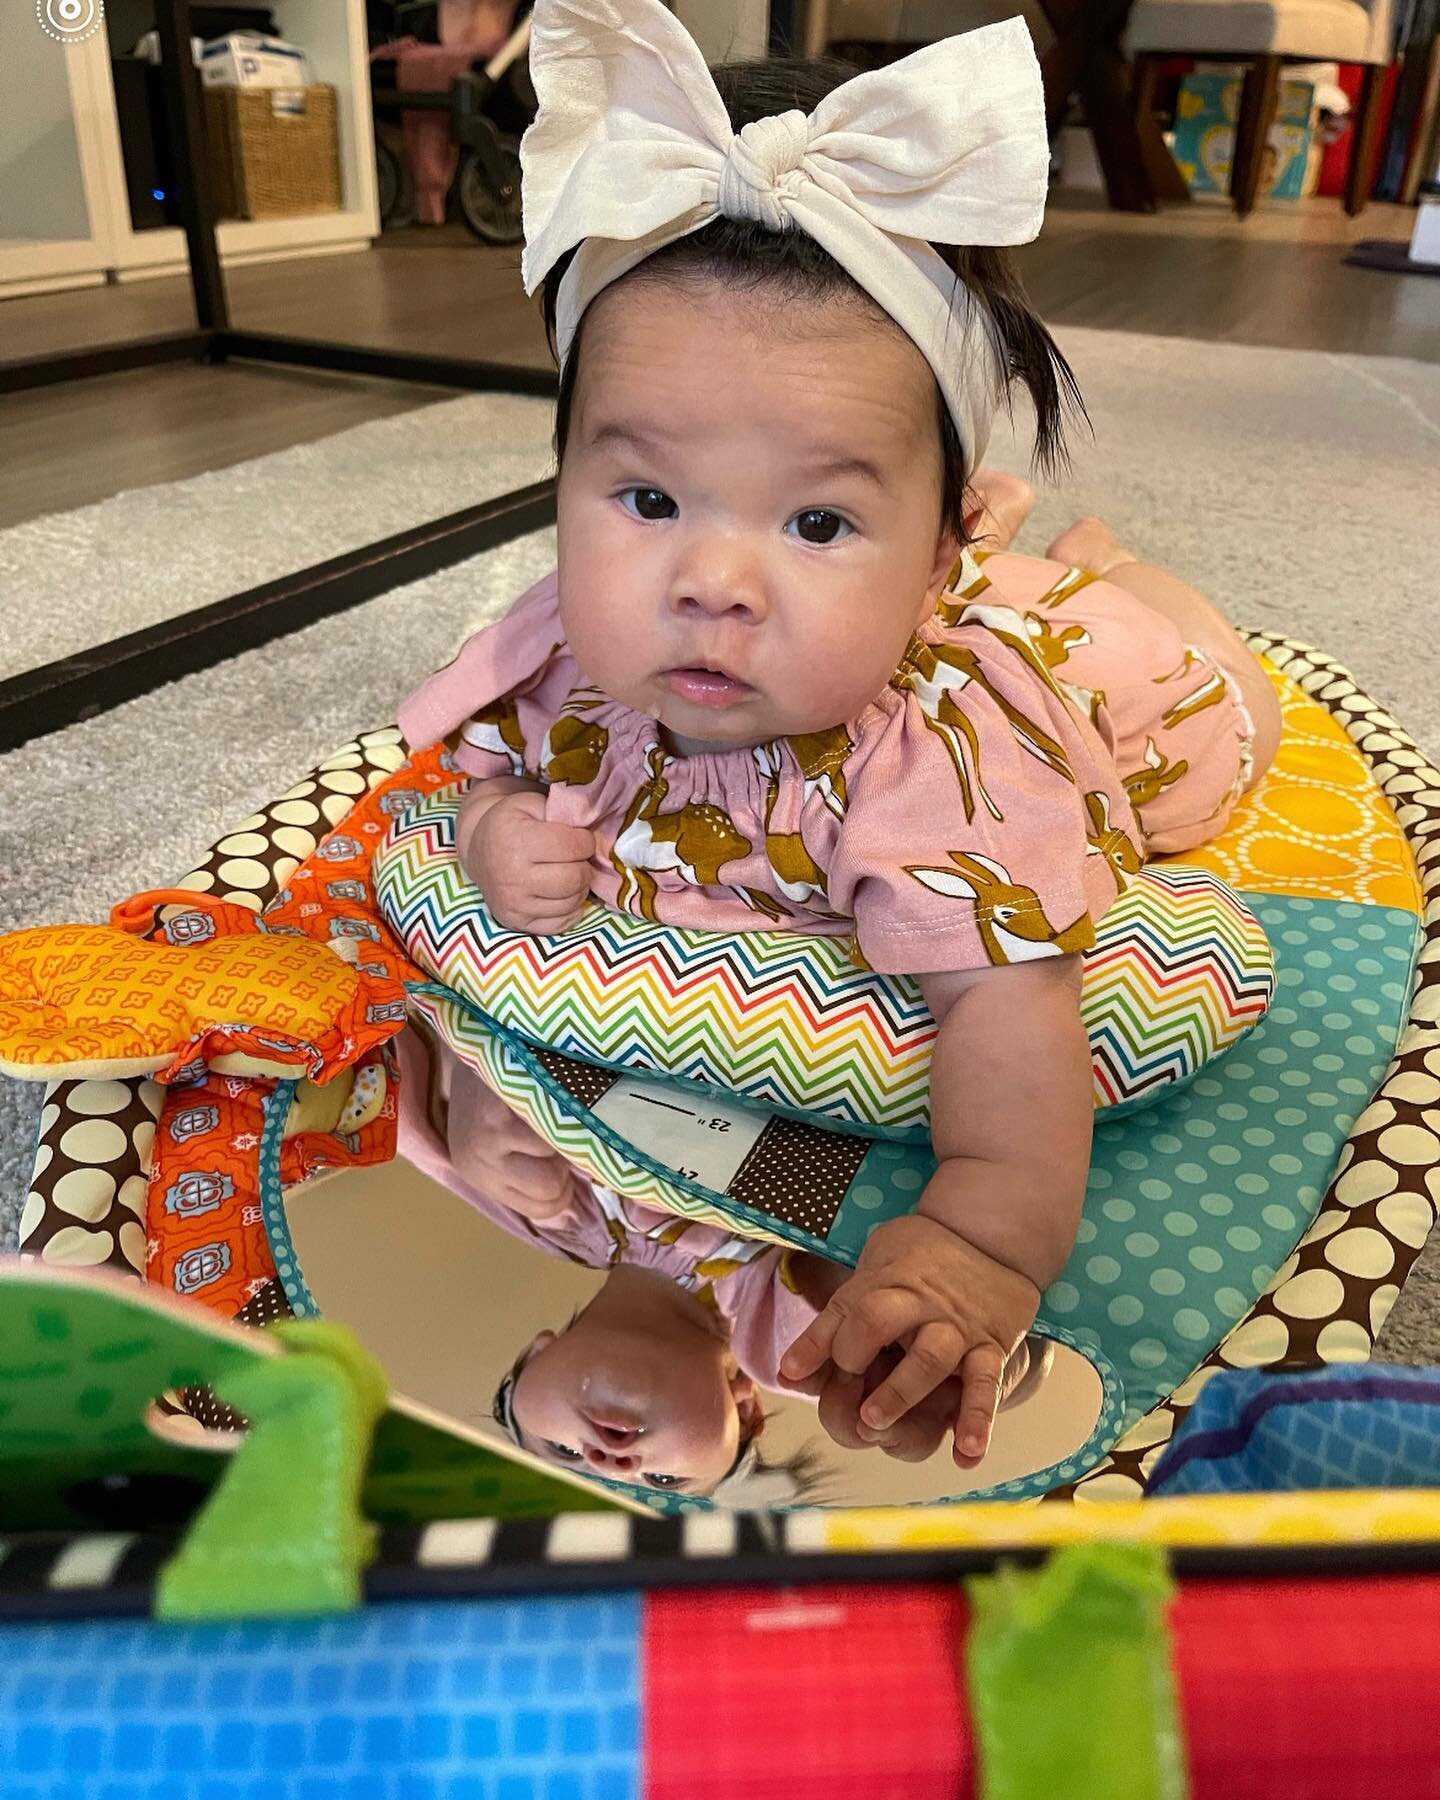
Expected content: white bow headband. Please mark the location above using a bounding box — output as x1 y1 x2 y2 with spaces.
518 0 1050 467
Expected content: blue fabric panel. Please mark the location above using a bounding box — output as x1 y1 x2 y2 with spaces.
1148 1365 1440 1495
0 1595 642 1798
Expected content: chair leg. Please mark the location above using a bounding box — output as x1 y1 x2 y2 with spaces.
1231 55 1282 216
1132 50 1194 203
1345 63 1385 216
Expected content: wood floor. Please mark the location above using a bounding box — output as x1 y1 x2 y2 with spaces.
1 192 1433 532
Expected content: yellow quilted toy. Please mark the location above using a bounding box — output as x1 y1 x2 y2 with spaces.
0 892 407 1085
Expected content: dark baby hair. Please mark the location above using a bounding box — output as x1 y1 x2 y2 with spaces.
538 53 1084 546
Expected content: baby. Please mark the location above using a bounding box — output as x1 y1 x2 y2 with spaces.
398 0 1282 1467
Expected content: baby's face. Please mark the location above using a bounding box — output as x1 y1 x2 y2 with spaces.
508 1305 760 1497
555 279 961 754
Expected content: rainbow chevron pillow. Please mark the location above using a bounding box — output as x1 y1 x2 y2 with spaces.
375 794 1274 1136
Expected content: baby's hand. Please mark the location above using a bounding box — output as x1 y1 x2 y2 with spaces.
779 1214 1040 1465
459 787 596 934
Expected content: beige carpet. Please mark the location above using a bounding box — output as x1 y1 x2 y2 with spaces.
3 324 1438 1351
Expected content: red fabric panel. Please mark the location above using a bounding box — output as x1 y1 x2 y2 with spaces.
645 1583 974 1800
645 1574 1440 1800
1174 1575 1440 1800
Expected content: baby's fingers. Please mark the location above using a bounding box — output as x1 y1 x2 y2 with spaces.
778 1307 843 1385
531 822 597 864
856 1321 964 1435
815 1368 870 1451
952 1343 1007 1468
529 863 593 902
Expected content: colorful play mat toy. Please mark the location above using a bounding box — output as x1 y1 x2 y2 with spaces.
5 611 1438 1507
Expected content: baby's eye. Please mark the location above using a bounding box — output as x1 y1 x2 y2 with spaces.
545 1441 582 1461
644 1472 685 1489
787 509 852 545
619 486 677 522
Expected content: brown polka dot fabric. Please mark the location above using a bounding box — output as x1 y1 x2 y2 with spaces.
729 1117 870 1239
19 1078 162 1275
535 1049 620 1111
536 1051 865 1236
236 1277 295 1330
19 730 411 1271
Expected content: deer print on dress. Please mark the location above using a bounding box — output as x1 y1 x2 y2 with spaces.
935 551 993 624
751 728 854 917
1124 737 1190 815
897 637 1076 826
1084 792 1144 894
541 689 611 787
460 696 527 777
592 1188 769 1283
1017 607 1109 727
787 725 851 822
1031 566 1100 611
906 850 1095 966
611 743 780 922
753 743 830 910
938 563 1106 727
1154 649 1231 730
1022 610 1090 672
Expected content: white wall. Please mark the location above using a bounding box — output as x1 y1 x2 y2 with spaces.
672 0 772 62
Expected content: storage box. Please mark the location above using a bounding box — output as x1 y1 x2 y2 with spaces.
1172 69 1316 200
205 83 341 220
200 31 311 89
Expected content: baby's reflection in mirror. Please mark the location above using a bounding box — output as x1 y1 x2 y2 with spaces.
396 1025 838 1501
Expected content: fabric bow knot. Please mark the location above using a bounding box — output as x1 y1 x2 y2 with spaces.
719 111 812 232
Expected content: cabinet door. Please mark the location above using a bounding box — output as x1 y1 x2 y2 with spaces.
0 14 117 296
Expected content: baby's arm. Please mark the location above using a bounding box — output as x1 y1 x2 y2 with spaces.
782 955 1091 1464
446 1051 581 1224
456 775 596 934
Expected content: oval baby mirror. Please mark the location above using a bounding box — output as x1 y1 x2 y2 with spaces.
285 1158 1105 1511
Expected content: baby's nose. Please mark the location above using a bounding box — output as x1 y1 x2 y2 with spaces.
583 1441 641 1474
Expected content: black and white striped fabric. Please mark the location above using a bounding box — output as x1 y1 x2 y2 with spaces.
0 1512 834 1618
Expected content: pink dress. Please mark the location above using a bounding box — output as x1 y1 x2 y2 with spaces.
398 548 1256 976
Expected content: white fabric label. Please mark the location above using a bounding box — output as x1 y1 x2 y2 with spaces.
591 1076 767 1191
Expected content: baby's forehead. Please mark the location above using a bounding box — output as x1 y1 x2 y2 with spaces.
576 284 940 465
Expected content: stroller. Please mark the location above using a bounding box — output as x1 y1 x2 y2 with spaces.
369 0 535 243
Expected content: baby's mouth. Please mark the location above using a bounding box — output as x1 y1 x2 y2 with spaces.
662 664 754 708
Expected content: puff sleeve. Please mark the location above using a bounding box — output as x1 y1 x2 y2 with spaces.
397 568 573 780
824 605 1144 976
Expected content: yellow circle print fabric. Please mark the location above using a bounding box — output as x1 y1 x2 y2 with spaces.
1158 663 1422 913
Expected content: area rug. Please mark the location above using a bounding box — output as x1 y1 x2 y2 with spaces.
2 325 1437 1350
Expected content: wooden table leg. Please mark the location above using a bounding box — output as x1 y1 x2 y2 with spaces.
1132 50 1194 202
1231 54 1281 216
1040 0 1168 213
1345 62 1385 216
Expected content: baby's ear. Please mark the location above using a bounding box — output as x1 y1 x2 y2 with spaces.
927 523 964 600
730 1371 765 1440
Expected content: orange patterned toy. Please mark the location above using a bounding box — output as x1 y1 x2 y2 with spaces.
1 745 460 1321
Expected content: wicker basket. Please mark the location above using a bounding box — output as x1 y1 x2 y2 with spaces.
205 83 342 220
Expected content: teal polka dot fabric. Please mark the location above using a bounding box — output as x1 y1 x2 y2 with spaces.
821 895 1416 1499
259 1081 320 1321
1062 896 1416 1443
389 892 1415 1508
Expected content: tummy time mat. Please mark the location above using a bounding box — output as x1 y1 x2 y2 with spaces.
8 629 1437 1507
